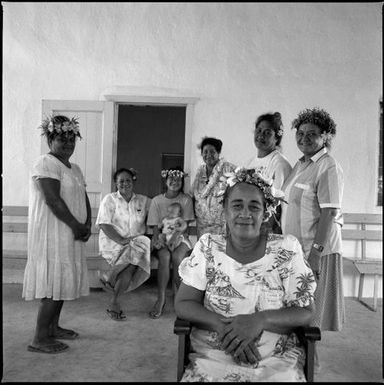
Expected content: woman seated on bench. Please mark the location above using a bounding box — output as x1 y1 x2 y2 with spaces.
96 168 151 321
175 167 317 382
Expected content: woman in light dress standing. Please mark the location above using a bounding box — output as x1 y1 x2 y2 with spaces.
281 107 345 371
23 115 92 354
246 112 292 233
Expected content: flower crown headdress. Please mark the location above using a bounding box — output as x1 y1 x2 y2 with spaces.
39 115 82 139
161 169 188 179
218 167 287 220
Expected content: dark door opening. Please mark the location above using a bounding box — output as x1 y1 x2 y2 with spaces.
116 105 186 198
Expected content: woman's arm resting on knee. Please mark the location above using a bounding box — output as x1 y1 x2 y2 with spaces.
98 224 133 245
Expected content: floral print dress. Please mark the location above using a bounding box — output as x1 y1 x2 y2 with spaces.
178 233 316 382
192 158 236 237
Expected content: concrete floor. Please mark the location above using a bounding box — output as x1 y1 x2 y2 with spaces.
2 276 383 383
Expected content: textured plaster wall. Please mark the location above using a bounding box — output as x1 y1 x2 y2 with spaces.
3 2 382 215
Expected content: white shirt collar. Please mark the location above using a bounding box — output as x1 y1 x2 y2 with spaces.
299 147 327 163
116 190 136 201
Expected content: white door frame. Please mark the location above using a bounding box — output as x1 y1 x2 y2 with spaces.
41 99 115 199
102 94 199 192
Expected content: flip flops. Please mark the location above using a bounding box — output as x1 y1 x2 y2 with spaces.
149 301 166 319
106 309 127 321
27 341 69 354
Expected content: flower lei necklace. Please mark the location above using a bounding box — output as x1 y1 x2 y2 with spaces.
195 158 227 200
40 115 81 138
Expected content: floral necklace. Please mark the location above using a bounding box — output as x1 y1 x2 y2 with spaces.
196 158 226 199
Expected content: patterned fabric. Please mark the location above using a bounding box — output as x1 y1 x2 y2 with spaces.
178 233 316 382
96 191 152 291
281 147 344 257
312 253 345 331
22 154 90 301
245 149 292 190
192 159 236 237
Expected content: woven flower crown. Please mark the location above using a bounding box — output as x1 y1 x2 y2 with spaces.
218 167 287 219
161 169 188 179
39 115 82 139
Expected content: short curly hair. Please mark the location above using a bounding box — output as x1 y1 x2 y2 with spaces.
291 107 336 147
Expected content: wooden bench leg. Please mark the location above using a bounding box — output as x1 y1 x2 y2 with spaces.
357 273 379 312
373 274 378 312
358 273 365 302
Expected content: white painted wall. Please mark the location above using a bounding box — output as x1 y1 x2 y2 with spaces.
3 3 382 295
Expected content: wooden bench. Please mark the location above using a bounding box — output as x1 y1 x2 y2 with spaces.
2 206 197 286
342 213 382 311
2 205 105 287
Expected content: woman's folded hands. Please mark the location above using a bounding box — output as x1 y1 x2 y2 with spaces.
217 313 265 366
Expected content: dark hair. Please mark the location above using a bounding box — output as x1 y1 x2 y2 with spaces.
42 115 82 145
113 168 137 182
222 182 266 212
163 166 185 193
222 182 270 236
254 112 284 147
291 107 336 148
198 137 223 154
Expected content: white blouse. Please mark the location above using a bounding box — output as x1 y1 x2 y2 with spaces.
96 191 151 256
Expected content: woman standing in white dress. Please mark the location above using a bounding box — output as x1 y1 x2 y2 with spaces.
246 112 292 233
23 115 92 354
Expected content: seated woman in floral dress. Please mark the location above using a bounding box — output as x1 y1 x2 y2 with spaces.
175 167 316 382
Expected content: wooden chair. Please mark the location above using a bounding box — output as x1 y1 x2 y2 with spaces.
174 317 321 382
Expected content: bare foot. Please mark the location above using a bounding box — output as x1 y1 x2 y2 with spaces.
50 326 79 340
149 299 166 319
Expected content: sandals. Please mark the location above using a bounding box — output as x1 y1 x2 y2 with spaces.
106 309 127 321
149 301 166 319
27 341 69 354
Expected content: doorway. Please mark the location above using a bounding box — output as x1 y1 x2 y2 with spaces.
116 104 186 198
